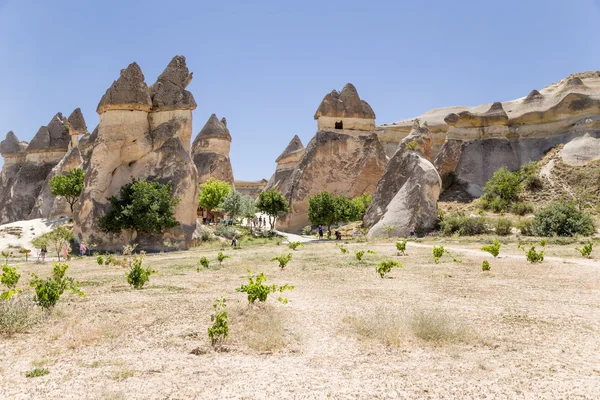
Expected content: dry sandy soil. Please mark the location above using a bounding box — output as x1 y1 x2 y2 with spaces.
1 237 599 399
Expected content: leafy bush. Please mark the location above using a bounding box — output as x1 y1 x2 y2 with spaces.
1 264 21 300
519 242 545 263
30 263 85 309
395 240 407 255
517 219 534 236
576 242 593 259
439 213 488 236
49 168 84 213
207 297 229 347
25 368 49 378
376 260 401 278
482 260 491 271
199 256 210 270
0 295 41 336
480 167 521 212
352 193 372 219
338 245 348 254
217 252 230 265
531 202 595 237
126 254 155 289
99 179 180 235
354 250 365 261
270 253 292 269
96 255 105 265
382 224 395 238
236 271 294 304
522 175 543 191
511 202 534 216
480 240 501 258
494 218 512 236
198 178 231 213
214 225 237 239
288 241 302 251
302 226 313 236
433 246 461 264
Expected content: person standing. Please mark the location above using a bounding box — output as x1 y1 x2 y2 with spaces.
62 242 69 260
79 241 87 257
41 246 47 262
231 235 237 247
318 225 324 240
259 216 262 226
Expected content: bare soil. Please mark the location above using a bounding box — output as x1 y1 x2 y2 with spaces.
1 238 599 399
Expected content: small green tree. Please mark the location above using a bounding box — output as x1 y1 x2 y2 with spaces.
376 260 402 278
99 180 180 235
30 263 85 309
219 189 247 221
288 241 302 251
481 167 522 212
531 202 594 237
198 178 231 214
126 254 155 289
0 264 21 299
207 297 229 347
31 226 73 261
354 250 365 262
256 189 289 230
241 195 258 232
217 252 230 265
49 168 84 213
576 242 593 259
236 271 294 304
308 191 361 235
480 240 501 258
199 256 210 270
270 253 292 269
352 193 372 219
482 260 491 271
396 240 407 255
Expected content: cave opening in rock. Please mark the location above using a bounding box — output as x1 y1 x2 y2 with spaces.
335 120 343 129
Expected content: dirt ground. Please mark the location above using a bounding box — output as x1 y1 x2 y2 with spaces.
1 237 599 399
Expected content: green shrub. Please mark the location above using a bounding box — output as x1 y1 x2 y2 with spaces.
576 242 593 259
439 213 488 236
214 225 237 238
482 260 491 271
217 252 230 265
522 175 543 191
338 244 348 254
395 240 407 255
354 250 365 261
480 167 521 212
511 202 534 216
270 253 292 270
0 295 41 336
236 271 294 304
531 202 595 237
1 264 21 299
480 240 501 258
519 242 545 263
25 368 50 378
494 218 512 236
433 246 461 263
376 260 402 278
288 241 302 251
302 226 313 236
405 140 419 151
96 255 105 265
199 256 210 270
126 255 155 289
517 219 534 236
207 296 229 347
30 263 85 309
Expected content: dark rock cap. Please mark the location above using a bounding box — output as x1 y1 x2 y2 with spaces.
483 102 509 119
194 114 232 142
524 89 543 103
276 135 304 163
97 62 152 114
67 108 87 133
149 56 197 111
26 113 70 151
314 83 376 120
0 131 24 155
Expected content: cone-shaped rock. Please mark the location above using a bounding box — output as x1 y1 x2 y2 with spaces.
275 135 304 163
265 135 305 194
67 108 87 134
0 131 24 155
195 114 232 142
192 114 234 185
149 55 196 111
96 62 151 113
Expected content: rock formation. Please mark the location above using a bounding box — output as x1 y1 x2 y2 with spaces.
380 71 600 196
73 57 199 251
277 84 387 232
0 113 71 223
264 135 304 194
192 114 234 185
235 179 268 200
558 133 600 165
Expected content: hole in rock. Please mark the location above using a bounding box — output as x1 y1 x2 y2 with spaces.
335 120 343 129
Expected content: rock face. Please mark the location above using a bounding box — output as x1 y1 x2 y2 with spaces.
264 135 304 194
191 114 234 185
235 179 268 200
380 71 600 194
364 120 434 229
366 150 441 238
0 113 71 223
314 83 376 131
73 57 199 251
559 133 600 165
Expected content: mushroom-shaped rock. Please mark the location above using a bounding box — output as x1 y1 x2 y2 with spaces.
565 76 585 87
67 108 87 134
149 56 196 111
96 62 152 114
314 83 376 120
0 131 24 155
275 135 304 163
191 114 234 185
444 113 460 125
524 89 543 103
194 114 232 142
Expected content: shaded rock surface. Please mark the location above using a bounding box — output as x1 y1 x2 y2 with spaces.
0 131 25 155
96 62 152 113
278 130 387 232
67 108 87 134
366 151 441 237
27 113 70 151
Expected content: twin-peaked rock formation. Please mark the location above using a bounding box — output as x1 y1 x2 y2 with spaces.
74 57 199 251
276 84 388 232
0 110 89 223
192 114 234 185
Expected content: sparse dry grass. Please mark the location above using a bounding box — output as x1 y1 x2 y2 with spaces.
230 303 289 352
409 309 473 345
0 295 42 337
343 307 403 347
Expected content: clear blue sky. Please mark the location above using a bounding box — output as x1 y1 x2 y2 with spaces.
1 0 599 180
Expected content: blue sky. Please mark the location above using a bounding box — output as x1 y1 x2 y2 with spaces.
1 0 599 180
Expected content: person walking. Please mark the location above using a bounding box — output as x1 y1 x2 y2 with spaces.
259 216 262 226
41 246 47 262
79 241 87 257
318 225 324 240
409 224 415 237
231 235 237 247
62 242 69 260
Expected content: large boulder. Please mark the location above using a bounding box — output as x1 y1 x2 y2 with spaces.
191 114 234 185
73 57 199 251
559 133 600 165
366 151 441 238
277 130 387 232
